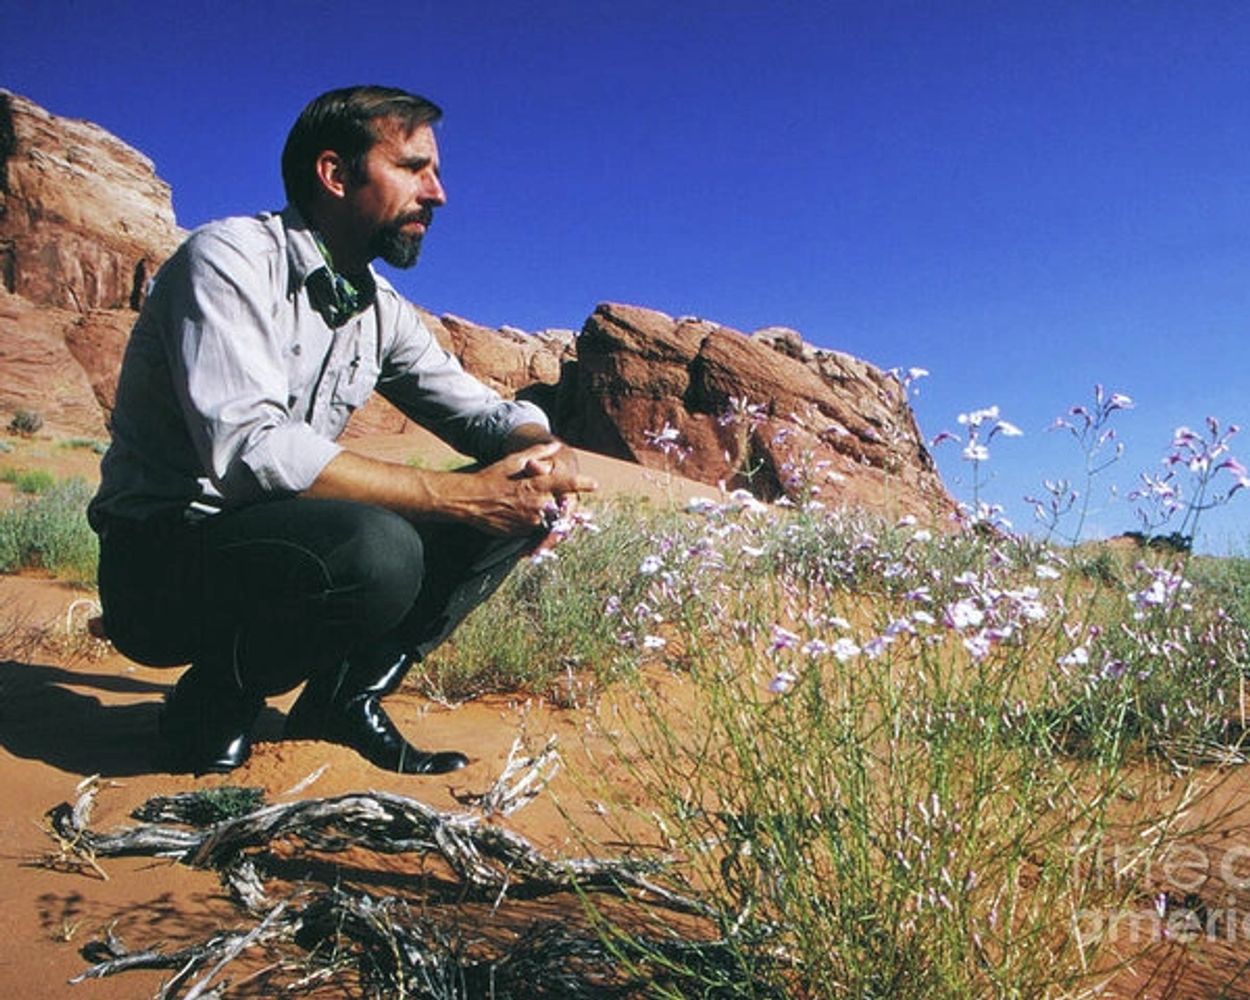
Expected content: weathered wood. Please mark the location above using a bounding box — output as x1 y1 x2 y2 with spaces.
46 780 767 998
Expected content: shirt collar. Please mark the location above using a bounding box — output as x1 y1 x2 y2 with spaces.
281 205 377 327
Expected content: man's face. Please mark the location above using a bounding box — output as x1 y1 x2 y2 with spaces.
347 118 447 268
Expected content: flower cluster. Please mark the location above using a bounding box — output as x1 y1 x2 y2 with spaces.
643 422 692 464
1130 417 1248 535
931 405 1023 464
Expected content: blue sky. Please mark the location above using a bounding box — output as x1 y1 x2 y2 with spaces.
7 1 1249 551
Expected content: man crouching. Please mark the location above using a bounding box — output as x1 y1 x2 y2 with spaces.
89 85 596 774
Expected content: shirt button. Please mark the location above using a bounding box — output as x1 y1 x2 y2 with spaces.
292 344 302 355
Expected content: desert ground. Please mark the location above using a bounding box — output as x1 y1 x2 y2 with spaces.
4 430 1250 998
0 431 713 998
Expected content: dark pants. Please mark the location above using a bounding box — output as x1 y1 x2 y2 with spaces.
96 499 532 698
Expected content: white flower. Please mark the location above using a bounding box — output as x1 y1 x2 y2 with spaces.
1058 646 1090 667
831 637 861 662
769 670 797 694
963 633 992 660
945 599 984 631
958 405 1000 427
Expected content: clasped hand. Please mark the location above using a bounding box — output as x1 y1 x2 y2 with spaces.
471 440 597 537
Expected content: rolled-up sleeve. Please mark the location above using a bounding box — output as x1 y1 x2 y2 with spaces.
167 231 341 499
376 300 550 462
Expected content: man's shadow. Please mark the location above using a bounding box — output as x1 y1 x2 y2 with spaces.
0 658 286 777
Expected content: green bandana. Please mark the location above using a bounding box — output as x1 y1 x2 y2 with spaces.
308 233 375 327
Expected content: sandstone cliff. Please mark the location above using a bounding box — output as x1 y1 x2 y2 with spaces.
1 90 182 312
0 90 183 433
0 91 952 519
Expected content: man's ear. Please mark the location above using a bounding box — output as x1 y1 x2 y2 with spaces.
313 150 350 200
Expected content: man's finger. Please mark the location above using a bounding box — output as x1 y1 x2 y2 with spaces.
518 440 561 461
523 455 556 477
556 472 598 494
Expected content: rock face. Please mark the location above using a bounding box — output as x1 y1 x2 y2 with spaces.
1 90 182 311
0 90 183 432
0 92 953 520
554 302 951 518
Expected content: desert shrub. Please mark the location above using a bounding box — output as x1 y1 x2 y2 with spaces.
418 497 663 701
0 467 57 494
0 477 98 585
60 437 109 455
8 409 44 436
547 493 1244 997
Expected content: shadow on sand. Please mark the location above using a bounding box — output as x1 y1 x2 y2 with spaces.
0 659 286 777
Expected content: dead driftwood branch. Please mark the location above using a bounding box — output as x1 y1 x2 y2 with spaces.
46 782 701 912
72 886 752 1000
72 900 295 998
454 734 561 817
46 779 764 998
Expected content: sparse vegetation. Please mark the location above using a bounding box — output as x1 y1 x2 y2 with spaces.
0 476 98 585
421 499 658 701
416 385 1250 996
58 437 109 456
7 408 44 437
0 466 58 494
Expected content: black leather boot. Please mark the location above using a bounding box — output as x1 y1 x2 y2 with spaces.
284 642 468 775
159 666 262 774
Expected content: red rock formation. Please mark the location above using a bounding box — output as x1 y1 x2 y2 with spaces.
555 302 952 519
1 90 182 311
0 91 183 432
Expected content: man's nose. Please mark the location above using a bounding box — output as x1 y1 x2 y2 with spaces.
420 172 447 206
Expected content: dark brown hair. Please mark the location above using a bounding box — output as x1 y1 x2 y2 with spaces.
281 85 442 211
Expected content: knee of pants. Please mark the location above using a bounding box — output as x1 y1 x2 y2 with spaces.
319 505 427 636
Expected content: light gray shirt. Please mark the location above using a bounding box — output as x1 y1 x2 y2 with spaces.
89 207 548 526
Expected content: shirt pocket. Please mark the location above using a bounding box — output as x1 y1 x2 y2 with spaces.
326 356 380 436
331 359 377 411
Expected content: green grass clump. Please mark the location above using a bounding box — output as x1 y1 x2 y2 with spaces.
131 786 267 826
0 466 57 494
59 437 109 455
0 477 98 585
420 498 662 701
1188 552 1250 634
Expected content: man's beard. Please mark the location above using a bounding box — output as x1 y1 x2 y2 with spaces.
371 213 428 268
